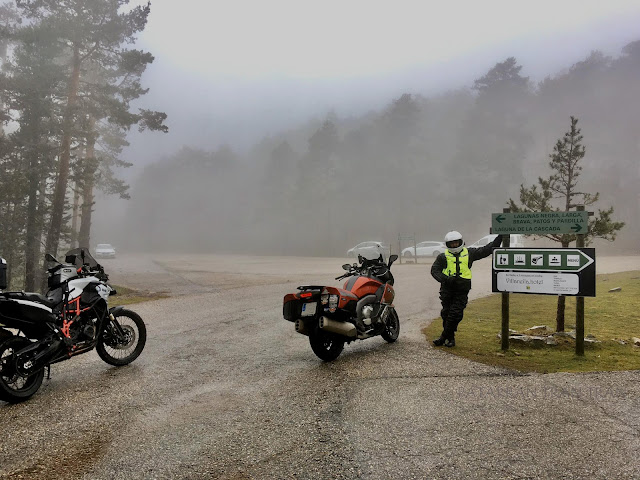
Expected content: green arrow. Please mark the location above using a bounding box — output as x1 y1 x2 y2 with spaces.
496 215 505 223
571 223 582 233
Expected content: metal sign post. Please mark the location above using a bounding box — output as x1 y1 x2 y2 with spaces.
501 208 510 351
575 205 586 356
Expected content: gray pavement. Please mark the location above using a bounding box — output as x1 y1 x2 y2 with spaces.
1 254 639 479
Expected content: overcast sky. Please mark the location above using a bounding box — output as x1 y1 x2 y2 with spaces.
125 0 640 159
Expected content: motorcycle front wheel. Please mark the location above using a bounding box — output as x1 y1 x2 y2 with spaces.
96 309 147 366
381 309 400 343
0 336 45 403
309 330 344 361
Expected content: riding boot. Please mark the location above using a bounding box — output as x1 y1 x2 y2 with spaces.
432 332 446 346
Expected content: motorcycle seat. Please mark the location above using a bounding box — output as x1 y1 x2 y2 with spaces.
1 291 58 309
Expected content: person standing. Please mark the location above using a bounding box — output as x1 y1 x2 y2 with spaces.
430 231 503 347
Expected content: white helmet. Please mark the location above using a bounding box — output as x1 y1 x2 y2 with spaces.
444 231 464 254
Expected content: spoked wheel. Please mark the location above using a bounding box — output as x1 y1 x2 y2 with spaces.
309 329 344 362
381 309 400 343
0 337 45 403
96 309 147 366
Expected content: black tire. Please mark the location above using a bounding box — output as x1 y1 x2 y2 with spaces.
0 336 45 403
403 251 413 257
381 309 400 343
309 330 344 361
96 309 146 366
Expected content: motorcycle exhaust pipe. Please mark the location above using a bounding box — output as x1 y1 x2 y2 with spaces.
295 319 311 336
318 316 356 338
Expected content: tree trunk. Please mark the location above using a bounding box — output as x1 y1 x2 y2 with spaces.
24 113 42 291
556 295 566 332
44 43 81 258
78 117 96 249
71 182 80 249
555 240 571 332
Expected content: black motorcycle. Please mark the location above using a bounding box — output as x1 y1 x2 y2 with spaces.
0 248 146 403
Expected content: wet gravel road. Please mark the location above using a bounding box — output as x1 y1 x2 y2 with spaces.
1 254 639 479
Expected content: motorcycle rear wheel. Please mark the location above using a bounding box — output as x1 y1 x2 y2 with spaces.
96 309 147 366
381 309 400 343
0 337 45 403
309 330 344 361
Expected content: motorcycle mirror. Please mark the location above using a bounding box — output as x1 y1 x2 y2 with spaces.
342 264 350 271
388 254 398 267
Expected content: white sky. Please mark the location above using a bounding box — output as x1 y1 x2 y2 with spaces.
118 0 640 158
133 0 640 80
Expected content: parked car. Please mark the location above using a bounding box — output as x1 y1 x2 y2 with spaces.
347 241 390 260
468 234 525 249
401 241 446 258
95 243 116 259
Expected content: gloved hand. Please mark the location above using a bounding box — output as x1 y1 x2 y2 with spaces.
444 276 456 288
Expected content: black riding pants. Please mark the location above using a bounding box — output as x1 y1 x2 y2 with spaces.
439 287 469 340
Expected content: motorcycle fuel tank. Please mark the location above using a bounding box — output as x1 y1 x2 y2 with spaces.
343 275 383 299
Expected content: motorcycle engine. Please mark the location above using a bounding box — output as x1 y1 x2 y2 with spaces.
67 316 98 342
362 305 374 325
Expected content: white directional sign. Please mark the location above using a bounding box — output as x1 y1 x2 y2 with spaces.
492 248 594 273
492 248 596 296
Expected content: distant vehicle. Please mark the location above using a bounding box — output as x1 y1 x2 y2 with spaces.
401 241 446 258
95 243 116 259
468 234 525 249
347 241 390 260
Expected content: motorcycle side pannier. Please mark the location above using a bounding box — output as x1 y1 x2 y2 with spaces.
283 294 301 322
0 258 6 290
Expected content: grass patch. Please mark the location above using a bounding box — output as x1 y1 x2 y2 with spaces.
422 270 640 373
111 285 169 306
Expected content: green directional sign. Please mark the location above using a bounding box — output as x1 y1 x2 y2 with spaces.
492 211 589 235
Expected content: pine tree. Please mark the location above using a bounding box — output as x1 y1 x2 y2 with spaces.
509 116 624 331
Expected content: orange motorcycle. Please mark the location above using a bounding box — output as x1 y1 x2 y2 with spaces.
283 254 400 361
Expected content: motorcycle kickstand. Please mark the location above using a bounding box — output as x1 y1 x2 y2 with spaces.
46 365 51 380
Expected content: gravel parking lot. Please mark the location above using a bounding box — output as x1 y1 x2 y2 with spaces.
1 253 639 479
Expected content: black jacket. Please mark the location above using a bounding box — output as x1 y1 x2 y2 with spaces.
431 235 503 291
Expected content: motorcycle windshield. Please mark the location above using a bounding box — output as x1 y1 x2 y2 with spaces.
64 247 101 269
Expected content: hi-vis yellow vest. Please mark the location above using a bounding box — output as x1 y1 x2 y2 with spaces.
443 248 472 279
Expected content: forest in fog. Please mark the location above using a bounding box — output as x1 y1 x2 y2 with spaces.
124 47 639 257
0 0 638 292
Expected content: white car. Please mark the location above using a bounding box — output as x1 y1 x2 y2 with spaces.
95 243 116 259
401 241 446 258
468 234 525 249
347 241 390 260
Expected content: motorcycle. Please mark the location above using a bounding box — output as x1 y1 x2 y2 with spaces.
0 247 146 403
283 253 400 361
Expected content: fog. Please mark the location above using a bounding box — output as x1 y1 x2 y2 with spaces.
91 2 640 257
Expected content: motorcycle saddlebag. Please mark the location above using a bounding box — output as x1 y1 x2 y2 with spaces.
0 298 55 337
0 258 6 290
283 291 320 322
